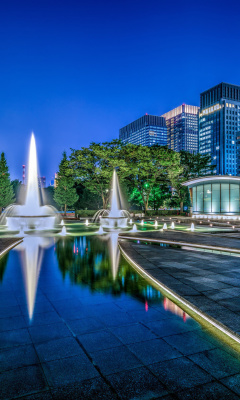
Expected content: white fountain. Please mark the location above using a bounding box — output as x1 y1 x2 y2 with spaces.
171 222 175 229
191 223 195 232
98 170 130 229
154 220 158 228
60 226 67 236
131 224 138 232
163 223 167 230
0 134 59 232
85 219 89 226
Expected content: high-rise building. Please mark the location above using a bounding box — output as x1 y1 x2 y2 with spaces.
161 104 199 153
199 82 240 175
38 176 46 188
119 114 167 146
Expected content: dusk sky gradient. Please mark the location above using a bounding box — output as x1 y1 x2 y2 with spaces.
1 0 240 182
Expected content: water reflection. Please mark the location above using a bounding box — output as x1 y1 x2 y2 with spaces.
14 236 53 320
0 253 9 282
7 234 190 322
54 235 190 320
164 297 190 322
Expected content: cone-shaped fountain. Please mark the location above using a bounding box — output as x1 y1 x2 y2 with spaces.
99 170 129 229
0 133 59 231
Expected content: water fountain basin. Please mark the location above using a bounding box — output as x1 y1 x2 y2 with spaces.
100 216 128 229
7 215 56 231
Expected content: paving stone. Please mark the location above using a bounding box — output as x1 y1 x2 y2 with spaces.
148 357 213 392
144 317 197 338
90 345 142 375
128 338 181 365
164 331 216 356
221 373 240 396
25 311 62 327
0 315 27 332
0 344 39 372
0 327 32 349
176 380 240 400
35 336 84 362
51 377 117 399
42 354 99 387
110 323 158 344
189 348 240 379
29 322 71 344
66 316 105 335
107 366 168 399
77 329 122 353
0 365 47 399
19 391 53 399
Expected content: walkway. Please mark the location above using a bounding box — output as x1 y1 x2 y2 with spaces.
119 230 240 340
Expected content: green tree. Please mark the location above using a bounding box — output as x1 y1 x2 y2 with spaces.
70 140 128 209
54 152 79 215
11 179 22 203
0 152 15 213
122 144 182 214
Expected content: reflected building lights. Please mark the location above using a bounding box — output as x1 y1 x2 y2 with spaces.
163 297 190 321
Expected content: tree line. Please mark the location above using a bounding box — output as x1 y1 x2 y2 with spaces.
54 140 213 214
0 142 213 215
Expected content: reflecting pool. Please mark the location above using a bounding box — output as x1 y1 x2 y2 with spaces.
1 235 240 399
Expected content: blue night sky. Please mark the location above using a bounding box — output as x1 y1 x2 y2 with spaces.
0 0 240 183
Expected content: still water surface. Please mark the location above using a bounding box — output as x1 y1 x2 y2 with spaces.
0 235 240 399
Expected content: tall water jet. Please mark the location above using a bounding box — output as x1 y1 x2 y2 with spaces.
98 170 130 229
191 223 195 232
23 134 40 215
154 220 158 228
85 219 89 226
171 222 175 229
1 133 59 231
163 223 167 230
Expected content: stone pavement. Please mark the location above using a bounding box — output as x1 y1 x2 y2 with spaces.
120 229 240 251
119 232 240 337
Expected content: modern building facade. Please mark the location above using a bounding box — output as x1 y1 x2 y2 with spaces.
199 82 240 176
161 104 199 153
183 176 240 216
119 114 167 146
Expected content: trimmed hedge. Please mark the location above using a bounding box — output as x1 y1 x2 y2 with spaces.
76 210 98 217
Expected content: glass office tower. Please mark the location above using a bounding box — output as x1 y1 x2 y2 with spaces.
119 114 167 146
199 82 240 175
161 104 199 153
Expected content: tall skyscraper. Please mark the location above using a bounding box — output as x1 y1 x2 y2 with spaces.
119 114 167 146
199 82 240 175
38 176 46 188
161 104 199 153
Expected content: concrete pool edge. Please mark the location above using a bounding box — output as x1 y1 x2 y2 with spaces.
0 238 23 258
118 234 240 255
118 239 240 347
